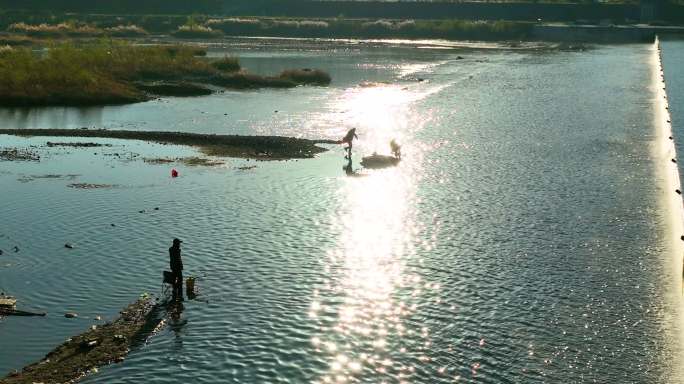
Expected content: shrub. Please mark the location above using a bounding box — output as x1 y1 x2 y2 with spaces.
210 71 296 89
104 25 148 37
8 22 101 37
211 56 241 72
0 42 217 106
279 68 331 86
172 25 223 39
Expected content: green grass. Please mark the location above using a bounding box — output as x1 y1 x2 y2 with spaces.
211 55 241 72
0 42 215 106
205 17 534 40
279 68 331 86
209 68 331 89
0 41 331 106
209 72 296 89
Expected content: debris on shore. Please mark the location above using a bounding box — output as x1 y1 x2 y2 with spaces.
144 156 224 166
1 297 159 384
181 157 224 166
0 148 40 162
46 142 112 148
143 158 175 165
67 183 116 190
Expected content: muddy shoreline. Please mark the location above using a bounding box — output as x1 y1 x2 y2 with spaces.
0 129 336 160
0 297 160 384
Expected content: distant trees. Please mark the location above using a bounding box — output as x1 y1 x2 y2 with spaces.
0 0 224 14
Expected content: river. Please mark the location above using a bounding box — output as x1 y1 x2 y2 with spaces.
1 38 683 383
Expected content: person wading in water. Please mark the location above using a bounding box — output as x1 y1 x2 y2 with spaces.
341 128 358 159
169 238 184 301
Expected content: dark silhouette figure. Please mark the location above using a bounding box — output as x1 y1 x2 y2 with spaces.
169 238 184 301
341 128 358 159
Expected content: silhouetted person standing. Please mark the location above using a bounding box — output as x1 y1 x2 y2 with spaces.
169 238 184 301
342 128 358 159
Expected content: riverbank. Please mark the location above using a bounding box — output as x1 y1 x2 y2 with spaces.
2 11 684 43
0 129 334 160
0 297 159 384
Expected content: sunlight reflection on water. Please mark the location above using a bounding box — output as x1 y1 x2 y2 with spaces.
308 81 441 383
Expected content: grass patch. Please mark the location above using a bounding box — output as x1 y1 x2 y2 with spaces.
0 42 216 106
279 68 331 86
209 68 331 89
8 22 148 38
103 25 149 37
46 142 112 147
0 41 330 106
209 72 296 89
143 157 175 164
211 55 241 72
143 157 225 166
67 183 117 189
172 25 223 39
0 34 44 47
0 148 40 161
135 82 214 97
181 157 224 166
206 17 534 40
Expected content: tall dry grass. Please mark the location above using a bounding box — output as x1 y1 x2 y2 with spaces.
0 42 214 106
7 22 148 37
204 17 533 40
0 41 331 106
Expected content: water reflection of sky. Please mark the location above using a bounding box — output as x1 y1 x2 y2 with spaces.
0 106 105 130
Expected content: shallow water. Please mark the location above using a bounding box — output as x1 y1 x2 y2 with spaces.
1 39 683 383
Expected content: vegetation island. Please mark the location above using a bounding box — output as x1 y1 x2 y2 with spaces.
0 41 331 107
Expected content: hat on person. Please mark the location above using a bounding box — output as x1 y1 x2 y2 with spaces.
173 238 182 245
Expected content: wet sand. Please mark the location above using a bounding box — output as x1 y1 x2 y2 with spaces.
0 129 336 160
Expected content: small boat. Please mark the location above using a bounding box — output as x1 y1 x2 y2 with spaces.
360 154 400 169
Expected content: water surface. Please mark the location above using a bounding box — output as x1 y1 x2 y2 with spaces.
1 39 683 383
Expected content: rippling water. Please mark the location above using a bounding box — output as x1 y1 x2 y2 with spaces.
1 38 683 383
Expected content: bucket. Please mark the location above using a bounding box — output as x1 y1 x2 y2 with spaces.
185 277 196 295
